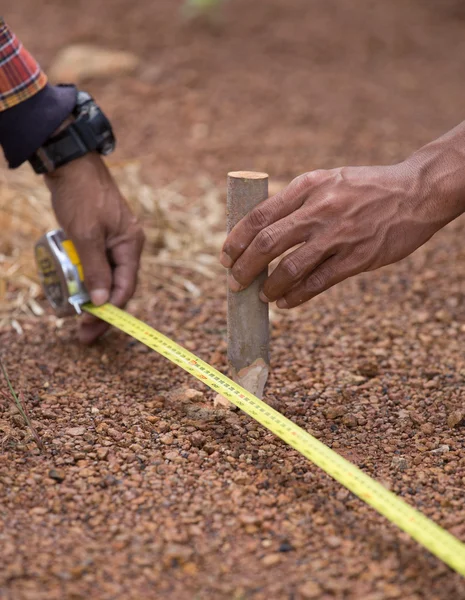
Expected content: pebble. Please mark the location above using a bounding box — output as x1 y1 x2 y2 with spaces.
65 426 86 436
48 468 65 483
298 581 323 599
420 423 435 435
391 457 408 471
160 434 174 445
325 406 346 420
262 553 281 567
326 536 342 548
430 445 450 454
96 447 109 460
342 413 358 428
447 410 464 429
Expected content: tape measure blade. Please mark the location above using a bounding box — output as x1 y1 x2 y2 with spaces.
83 303 465 577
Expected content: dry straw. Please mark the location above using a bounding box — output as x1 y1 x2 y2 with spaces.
0 160 225 331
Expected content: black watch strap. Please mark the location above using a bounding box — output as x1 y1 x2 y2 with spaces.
29 88 115 174
29 123 96 174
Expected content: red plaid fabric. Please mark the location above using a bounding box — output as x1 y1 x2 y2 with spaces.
0 17 47 111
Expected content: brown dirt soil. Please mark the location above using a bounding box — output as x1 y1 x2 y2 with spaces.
1 1 465 599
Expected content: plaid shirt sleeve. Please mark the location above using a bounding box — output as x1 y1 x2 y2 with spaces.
0 16 47 111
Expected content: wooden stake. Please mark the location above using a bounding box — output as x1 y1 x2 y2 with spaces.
217 171 270 406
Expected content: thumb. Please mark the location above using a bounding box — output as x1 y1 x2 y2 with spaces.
72 235 112 306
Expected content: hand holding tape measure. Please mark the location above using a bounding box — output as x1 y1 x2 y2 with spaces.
34 229 465 577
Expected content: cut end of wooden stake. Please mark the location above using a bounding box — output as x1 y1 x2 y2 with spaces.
228 171 268 180
232 358 269 400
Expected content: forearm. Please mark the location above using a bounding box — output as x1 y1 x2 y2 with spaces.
0 17 75 168
405 120 465 227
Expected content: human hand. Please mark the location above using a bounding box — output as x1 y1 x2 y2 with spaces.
220 161 456 308
44 153 145 343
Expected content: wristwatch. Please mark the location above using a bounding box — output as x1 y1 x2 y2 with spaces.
29 86 116 174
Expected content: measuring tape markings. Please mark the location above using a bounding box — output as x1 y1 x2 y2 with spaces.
84 302 465 576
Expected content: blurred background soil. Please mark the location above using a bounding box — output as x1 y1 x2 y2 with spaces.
1 1 465 599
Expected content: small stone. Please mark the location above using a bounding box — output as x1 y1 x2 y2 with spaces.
262 553 281 567
66 426 86 436
213 393 233 409
165 451 179 461
409 412 424 426
342 413 358 428
325 406 346 420
357 361 379 378
182 562 198 575
278 540 294 553
420 423 435 435
157 421 170 433
391 456 408 471
326 535 341 548
447 410 464 429
48 468 65 483
96 447 109 460
184 389 204 402
107 428 123 441
430 445 450 454
160 434 174 445
298 581 323 599
190 432 205 448
239 514 259 526
31 507 48 515
90 407 100 415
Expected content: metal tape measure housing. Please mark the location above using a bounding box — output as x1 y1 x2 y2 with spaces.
35 229 90 316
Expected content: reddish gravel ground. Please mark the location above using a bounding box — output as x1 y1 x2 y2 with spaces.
1 1 465 599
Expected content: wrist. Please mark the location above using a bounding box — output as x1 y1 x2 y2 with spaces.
44 151 100 183
405 123 465 225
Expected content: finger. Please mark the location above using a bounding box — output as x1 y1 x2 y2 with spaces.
72 233 112 306
220 173 318 268
228 212 313 290
260 241 335 302
276 255 348 308
108 232 145 307
79 317 110 345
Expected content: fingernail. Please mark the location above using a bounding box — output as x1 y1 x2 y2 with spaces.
220 251 233 268
276 298 289 309
259 291 270 303
90 288 109 306
229 275 244 293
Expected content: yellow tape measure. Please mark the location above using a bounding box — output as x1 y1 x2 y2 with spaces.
35 230 465 577
86 302 465 577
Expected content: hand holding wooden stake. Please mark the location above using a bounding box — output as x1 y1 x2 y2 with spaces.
215 171 270 407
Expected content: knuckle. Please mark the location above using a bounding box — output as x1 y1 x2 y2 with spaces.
279 255 303 280
231 262 245 283
254 228 277 255
248 206 269 231
306 269 331 292
293 169 327 190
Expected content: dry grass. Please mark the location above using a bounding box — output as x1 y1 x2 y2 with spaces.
0 160 225 331
0 358 44 451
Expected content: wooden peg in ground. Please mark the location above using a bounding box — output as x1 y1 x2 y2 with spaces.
214 171 270 408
